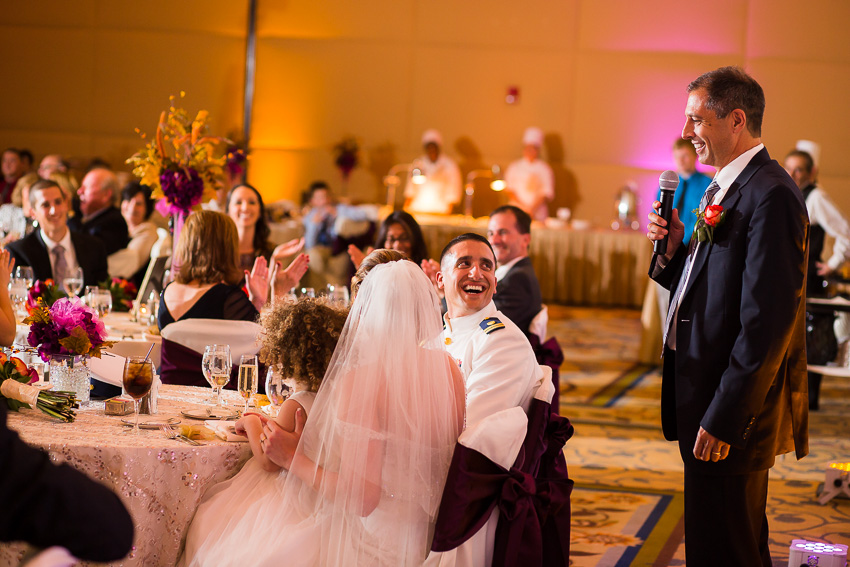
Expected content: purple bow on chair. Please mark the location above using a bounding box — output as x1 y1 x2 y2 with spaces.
432 398 575 567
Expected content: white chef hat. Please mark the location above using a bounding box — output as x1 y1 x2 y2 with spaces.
522 127 544 147
796 139 821 168
421 129 443 147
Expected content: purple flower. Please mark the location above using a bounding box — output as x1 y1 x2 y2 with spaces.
27 298 108 361
160 166 205 215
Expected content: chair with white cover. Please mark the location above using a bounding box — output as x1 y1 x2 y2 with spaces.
159 319 262 389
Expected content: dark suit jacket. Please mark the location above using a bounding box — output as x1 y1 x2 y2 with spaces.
68 206 130 256
6 229 109 288
650 148 809 475
0 404 134 561
494 257 542 336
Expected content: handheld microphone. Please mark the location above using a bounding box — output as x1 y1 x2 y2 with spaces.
653 170 680 255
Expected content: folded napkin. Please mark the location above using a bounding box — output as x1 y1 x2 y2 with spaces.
204 420 248 442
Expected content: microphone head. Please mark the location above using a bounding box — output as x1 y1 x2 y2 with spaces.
659 170 679 191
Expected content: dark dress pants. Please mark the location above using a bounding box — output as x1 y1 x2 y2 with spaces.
683 466 771 567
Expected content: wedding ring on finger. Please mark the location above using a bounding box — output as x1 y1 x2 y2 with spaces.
260 434 267 444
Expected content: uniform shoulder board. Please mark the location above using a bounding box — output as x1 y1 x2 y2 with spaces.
479 317 505 334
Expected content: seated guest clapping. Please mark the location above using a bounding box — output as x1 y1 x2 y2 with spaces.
6 179 108 289
158 210 270 330
180 297 347 563
348 210 430 269
182 255 465 567
226 183 308 292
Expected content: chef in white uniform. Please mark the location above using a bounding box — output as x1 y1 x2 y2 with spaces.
404 129 462 215
504 127 554 221
427 233 543 567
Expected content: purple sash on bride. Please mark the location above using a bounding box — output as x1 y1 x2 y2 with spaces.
431 398 574 566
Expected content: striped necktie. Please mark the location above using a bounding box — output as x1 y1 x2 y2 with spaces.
663 180 720 347
52 244 67 287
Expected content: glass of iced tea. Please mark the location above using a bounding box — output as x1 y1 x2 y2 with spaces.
123 356 153 434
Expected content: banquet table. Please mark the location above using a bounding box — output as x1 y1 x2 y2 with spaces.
413 214 653 308
0 385 252 567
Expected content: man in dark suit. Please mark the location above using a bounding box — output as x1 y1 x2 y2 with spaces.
7 179 109 290
487 205 542 336
69 167 129 256
0 403 134 561
647 66 809 566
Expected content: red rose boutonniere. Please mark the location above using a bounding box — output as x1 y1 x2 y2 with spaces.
692 204 726 244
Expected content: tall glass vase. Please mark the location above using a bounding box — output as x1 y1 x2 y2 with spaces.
49 355 90 405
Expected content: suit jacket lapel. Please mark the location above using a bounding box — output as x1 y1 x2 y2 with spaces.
681 148 771 302
30 231 55 280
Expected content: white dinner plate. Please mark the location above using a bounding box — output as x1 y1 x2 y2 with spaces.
181 407 239 420
120 416 181 429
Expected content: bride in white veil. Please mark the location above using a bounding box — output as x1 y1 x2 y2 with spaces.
186 256 465 566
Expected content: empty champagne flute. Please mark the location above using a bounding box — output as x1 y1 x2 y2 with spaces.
264 367 293 418
238 354 258 414
63 266 84 297
123 356 153 434
203 344 231 407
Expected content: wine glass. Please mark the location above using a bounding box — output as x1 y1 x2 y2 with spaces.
15 266 33 289
202 344 230 405
8 277 29 319
62 266 84 297
326 284 350 306
264 367 293 418
84 285 99 306
299 287 315 298
202 344 231 407
90 289 113 319
238 354 259 414
123 356 153 434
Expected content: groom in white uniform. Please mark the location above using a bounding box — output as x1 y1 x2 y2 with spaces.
427 233 543 567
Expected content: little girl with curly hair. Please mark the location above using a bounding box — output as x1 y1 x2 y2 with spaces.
235 297 349 471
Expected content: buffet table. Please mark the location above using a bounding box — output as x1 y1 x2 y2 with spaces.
0 385 251 567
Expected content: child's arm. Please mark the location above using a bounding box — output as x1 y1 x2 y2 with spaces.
236 398 305 473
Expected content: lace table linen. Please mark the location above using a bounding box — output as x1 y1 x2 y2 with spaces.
0 385 251 566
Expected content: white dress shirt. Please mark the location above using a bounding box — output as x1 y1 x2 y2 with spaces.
41 228 80 279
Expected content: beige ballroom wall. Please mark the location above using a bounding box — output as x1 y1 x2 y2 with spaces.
1 0 848 226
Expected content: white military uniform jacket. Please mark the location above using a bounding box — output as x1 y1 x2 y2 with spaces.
426 301 542 567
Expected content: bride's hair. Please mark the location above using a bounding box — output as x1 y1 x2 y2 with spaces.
258 298 348 392
349 248 410 298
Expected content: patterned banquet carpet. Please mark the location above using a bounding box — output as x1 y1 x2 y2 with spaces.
550 305 850 566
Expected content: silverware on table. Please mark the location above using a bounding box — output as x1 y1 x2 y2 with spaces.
160 424 201 446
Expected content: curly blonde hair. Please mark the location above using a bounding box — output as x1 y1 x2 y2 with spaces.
259 297 348 392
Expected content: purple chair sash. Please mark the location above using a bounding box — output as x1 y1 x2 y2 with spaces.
432 398 574 566
529 334 564 415
160 339 267 392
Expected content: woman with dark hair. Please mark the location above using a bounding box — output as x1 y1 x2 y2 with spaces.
227 183 309 295
112 181 163 284
348 211 429 269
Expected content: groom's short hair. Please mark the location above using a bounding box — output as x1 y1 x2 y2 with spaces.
440 233 496 267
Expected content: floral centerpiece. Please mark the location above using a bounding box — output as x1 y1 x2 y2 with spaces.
26 279 66 315
0 352 78 422
24 298 116 404
126 92 230 237
99 277 138 313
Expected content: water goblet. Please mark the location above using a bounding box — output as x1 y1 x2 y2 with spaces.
326 284 350 306
123 356 153 434
299 287 315 298
90 289 113 319
202 344 231 407
84 285 99 306
63 266 84 297
8 278 29 319
264 367 293 418
237 354 259 414
15 266 33 289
